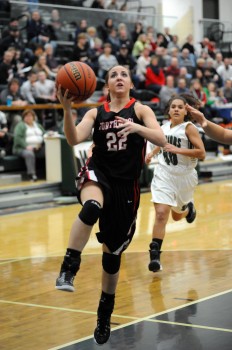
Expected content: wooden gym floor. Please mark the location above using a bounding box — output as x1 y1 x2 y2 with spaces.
1 179 232 349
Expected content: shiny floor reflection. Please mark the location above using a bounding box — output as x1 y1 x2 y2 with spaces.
59 291 232 350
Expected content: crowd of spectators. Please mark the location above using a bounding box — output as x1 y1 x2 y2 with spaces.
0 1 232 171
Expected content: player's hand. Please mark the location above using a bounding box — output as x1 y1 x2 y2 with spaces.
163 143 179 153
145 152 153 164
56 85 74 110
186 104 208 128
115 116 140 137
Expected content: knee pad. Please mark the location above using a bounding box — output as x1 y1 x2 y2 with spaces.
79 199 101 226
102 252 121 274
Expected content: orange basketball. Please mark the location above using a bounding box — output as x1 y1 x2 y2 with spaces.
56 61 97 102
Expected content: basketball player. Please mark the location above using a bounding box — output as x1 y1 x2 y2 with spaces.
55 65 166 345
187 103 232 144
145 95 206 273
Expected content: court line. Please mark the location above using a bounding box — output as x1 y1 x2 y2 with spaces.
48 288 232 350
147 318 232 333
1 247 232 264
0 299 138 319
1 288 232 349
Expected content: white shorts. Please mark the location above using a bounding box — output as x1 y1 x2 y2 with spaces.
150 164 198 213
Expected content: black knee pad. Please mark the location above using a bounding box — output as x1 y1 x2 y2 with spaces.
102 252 121 274
79 199 101 226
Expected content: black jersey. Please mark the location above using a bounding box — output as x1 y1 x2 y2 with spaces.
90 98 146 181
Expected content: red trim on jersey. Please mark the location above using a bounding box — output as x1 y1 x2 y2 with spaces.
104 98 136 112
133 179 140 213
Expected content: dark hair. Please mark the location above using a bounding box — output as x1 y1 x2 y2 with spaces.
104 65 132 102
164 94 200 121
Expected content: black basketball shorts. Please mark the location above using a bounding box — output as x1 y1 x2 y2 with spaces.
76 164 140 254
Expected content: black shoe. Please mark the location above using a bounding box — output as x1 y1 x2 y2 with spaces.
186 202 196 223
148 242 162 272
55 271 75 292
94 316 111 345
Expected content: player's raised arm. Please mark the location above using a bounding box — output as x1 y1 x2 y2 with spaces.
57 86 96 145
187 103 232 145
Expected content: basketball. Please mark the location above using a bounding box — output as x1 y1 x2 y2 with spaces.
56 61 97 102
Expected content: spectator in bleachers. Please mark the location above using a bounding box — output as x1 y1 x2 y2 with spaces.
179 66 192 87
0 110 12 156
189 78 208 116
204 81 220 112
1 18 19 39
203 59 223 88
223 79 232 103
213 52 224 70
203 82 228 120
13 109 45 181
86 26 100 50
97 17 114 42
159 75 176 111
26 10 50 49
145 55 165 94
46 8 63 43
0 50 14 85
20 71 38 104
155 32 166 48
216 57 232 84
131 22 144 44
146 31 157 54
107 0 118 10
167 34 180 53
91 0 105 9
0 78 27 132
32 54 56 79
178 48 196 76
72 33 91 64
181 34 196 56
198 37 217 59
44 43 59 73
88 37 103 76
162 27 173 49
154 46 168 68
194 67 205 86
118 26 133 54
175 77 190 94
116 44 139 88
106 28 120 55
135 46 151 88
7 47 32 84
0 24 25 56
164 57 180 83
132 33 148 59
97 43 118 79
74 19 88 42
34 70 56 103
119 2 128 11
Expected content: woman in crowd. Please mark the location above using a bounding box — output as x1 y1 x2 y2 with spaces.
13 109 45 181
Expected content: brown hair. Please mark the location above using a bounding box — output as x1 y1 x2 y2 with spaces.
104 65 132 102
22 109 37 120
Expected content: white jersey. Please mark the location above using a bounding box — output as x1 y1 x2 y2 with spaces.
157 121 198 174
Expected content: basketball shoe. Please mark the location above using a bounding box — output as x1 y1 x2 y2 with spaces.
94 316 111 345
186 202 196 223
148 241 162 272
56 271 75 292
